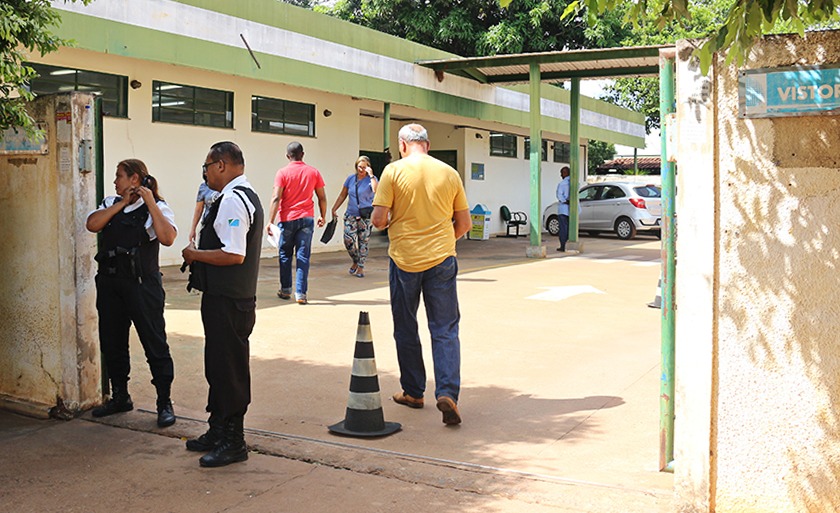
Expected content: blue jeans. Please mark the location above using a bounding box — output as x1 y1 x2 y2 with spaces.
389 256 461 402
558 214 569 249
278 217 314 299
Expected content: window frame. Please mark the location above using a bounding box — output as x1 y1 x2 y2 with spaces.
602 186 627 199
489 132 517 158
579 186 602 201
524 138 548 161
251 95 315 137
553 141 571 163
152 80 233 129
25 62 128 118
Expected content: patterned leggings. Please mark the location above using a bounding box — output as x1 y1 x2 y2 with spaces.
343 215 372 268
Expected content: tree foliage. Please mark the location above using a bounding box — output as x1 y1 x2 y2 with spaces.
596 0 733 133
545 0 840 72
0 0 90 139
587 139 616 171
327 0 601 56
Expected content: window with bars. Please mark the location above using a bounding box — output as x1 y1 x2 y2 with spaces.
524 138 548 161
26 63 128 117
251 96 315 137
152 81 233 128
553 141 571 163
489 132 517 158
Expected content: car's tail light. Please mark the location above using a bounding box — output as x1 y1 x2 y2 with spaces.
629 198 646 209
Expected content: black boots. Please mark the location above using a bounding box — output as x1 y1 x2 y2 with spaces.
154 382 176 428
198 416 248 468
93 384 175 427
186 414 224 452
156 399 176 428
91 387 133 417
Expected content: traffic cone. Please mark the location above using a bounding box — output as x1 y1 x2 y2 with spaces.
328 312 401 438
648 276 662 309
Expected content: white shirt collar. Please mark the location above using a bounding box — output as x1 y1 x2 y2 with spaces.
220 175 250 195
123 196 146 213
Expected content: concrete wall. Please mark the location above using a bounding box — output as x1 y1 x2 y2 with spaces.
674 31 840 512
0 93 99 417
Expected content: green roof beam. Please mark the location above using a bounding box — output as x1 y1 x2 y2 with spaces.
417 46 667 71
485 66 660 84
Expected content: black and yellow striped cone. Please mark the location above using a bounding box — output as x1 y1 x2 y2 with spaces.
328 311 401 438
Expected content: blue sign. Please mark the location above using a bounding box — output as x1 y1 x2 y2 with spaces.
0 124 48 154
471 162 485 181
740 65 840 117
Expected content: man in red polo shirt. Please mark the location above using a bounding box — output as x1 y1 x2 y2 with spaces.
266 142 327 305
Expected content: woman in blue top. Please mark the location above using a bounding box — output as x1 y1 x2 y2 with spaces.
330 156 378 277
188 174 219 244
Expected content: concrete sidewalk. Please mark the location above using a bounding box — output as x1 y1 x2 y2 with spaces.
1 234 673 512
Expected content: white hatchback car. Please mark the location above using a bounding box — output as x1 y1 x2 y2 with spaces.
543 182 662 240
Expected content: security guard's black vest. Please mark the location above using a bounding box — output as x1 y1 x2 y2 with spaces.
96 202 159 280
197 185 263 298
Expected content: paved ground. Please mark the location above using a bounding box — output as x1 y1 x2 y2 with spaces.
0 232 673 512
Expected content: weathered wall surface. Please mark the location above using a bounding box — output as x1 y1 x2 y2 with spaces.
674 42 716 513
675 31 840 512
0 93 99 417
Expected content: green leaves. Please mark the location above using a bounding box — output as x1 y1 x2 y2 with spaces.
566 0 840 74
588 139 616 171
1 0 91 139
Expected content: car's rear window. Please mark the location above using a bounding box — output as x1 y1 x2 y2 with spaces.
633 185 661 198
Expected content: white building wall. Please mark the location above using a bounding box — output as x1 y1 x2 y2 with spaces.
45 48 362 265
38 47 592 262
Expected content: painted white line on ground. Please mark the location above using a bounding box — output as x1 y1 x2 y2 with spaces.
527 285 606 302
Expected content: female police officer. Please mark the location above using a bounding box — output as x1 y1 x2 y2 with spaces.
86 159 178 427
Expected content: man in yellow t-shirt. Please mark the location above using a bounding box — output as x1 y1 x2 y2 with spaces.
372 123 471 425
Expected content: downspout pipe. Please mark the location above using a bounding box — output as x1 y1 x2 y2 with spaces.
383 102 391 155
659 47 677 473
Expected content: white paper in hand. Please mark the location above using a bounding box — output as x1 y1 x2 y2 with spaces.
266 223 280 248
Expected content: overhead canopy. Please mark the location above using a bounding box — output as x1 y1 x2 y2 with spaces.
415 44 678 256
417 45 674 84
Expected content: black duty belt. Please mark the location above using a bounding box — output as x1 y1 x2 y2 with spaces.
96 246 144 283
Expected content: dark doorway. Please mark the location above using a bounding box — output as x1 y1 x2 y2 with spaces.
359 150 392 179
430 150 458 172
360 149 459 177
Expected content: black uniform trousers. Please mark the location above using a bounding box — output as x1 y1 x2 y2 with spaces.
95 272 174 393
200 293 255 420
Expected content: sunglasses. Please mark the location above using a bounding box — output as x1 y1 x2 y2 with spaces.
202 160 222 172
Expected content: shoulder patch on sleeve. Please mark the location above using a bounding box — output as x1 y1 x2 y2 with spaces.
228 219 240 227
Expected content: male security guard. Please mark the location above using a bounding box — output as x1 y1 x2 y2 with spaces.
182 141 263 467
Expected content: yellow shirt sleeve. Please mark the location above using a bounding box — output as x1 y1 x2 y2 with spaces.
372 166 394 208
